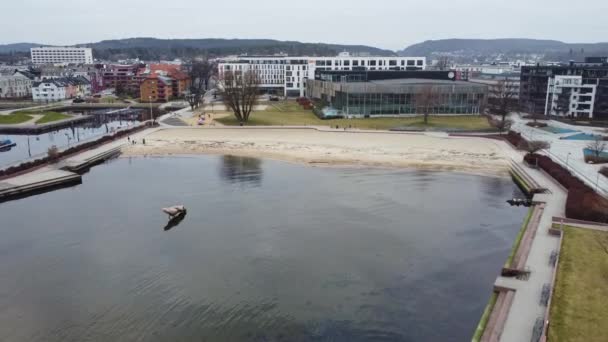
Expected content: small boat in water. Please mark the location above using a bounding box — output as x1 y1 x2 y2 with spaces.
0 139 16 152
162 205 187 231
162 205 187 218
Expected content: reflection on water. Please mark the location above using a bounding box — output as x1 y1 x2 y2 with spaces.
0 156 527 341
219 155 263 186
164 212 187 231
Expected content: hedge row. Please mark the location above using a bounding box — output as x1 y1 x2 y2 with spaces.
0 123 152 179
505 131 525 148
524 153 608 222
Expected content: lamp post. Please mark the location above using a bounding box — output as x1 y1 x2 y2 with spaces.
148 95 153 125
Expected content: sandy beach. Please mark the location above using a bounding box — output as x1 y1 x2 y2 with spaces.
122 127 512 176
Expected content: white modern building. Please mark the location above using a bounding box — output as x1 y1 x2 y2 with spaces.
31 47 94 65
545 75 597 118
0 72 33 98
218 53 426 97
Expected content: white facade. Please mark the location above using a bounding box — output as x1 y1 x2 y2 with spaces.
32 81 66 102
545 75 597 118
31 47 94 65
0 73 32 98
218 54 426 97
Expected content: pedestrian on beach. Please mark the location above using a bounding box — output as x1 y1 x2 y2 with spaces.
142 138 146 145
127 136 130 142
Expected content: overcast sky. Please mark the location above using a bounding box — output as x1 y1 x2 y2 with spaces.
2 0 607 50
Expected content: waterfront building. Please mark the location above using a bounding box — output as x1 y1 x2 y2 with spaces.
31 47 94 65
306 70 487 117
32 77 91 102
0 72 33 98
519 57 608 119
140 74 173 102
101 64 146 96
218 53 426 97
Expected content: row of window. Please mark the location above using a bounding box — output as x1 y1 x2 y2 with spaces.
315 59 423 67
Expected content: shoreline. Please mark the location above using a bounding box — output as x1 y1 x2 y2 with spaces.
121 128 512 177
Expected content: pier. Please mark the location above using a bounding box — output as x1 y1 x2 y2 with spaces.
0 127 157 203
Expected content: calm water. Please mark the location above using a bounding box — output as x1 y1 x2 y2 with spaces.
0 156 526 342
0 118 139 167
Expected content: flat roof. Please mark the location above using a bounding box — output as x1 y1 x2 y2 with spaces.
369 78 476 86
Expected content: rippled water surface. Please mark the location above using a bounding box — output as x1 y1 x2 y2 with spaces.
0 156 526 341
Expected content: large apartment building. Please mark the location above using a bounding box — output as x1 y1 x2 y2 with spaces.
519 57 608 119
218 53 426 97
31 47 94 65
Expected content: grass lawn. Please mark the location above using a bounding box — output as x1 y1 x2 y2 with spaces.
216 100 493 131
0 112 33 124
35 111 72 124
548 226 608 342
472 292 498 342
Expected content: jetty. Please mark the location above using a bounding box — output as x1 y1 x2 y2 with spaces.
0 127 157 203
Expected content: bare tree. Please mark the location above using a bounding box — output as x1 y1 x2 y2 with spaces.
493 118 513 134
489 78 519 124
184 58 216 110
587 136 607 159
415 85 442 125
217 70 260 124
518 140 551 154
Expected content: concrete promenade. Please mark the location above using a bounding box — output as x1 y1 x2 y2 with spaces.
481 140 567 342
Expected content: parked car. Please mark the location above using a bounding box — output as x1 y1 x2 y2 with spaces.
269 96 280 101
72 97 85 103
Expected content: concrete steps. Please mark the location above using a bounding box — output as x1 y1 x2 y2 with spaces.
481 290 516 342
512 204 545 270
62 146 122 172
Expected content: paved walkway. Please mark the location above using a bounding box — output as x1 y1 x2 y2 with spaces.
490 144 566 342
510 114 608 198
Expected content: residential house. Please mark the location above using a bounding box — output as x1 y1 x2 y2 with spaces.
140 74 173 102
0 72 33 98
32 77 91 102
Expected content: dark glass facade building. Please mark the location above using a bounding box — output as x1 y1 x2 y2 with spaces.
307 71 488 117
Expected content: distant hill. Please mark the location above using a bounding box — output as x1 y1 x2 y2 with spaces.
85 38 396 59
0 38 396 60
399 39 608 62
0 43 40 53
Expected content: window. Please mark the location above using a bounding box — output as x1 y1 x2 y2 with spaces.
389 60 397 66
417 60 423 66
353 60 359 66
407 60 415 66
344 60 350 66
369 60 376 66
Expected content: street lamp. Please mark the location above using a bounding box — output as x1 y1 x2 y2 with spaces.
148 95 154 125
